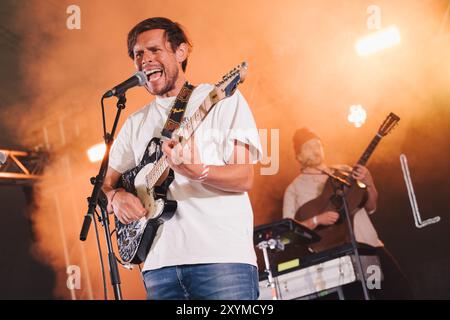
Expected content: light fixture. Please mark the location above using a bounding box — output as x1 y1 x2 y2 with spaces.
87 143 106 163
348 105 367 128
355 25 401 56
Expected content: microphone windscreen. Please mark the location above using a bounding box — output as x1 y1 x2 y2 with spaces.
135 71 147 86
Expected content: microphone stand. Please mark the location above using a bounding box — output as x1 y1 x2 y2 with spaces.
79 93 127 300
330 176 370 300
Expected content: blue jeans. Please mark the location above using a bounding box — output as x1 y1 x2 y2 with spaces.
142 263 259 300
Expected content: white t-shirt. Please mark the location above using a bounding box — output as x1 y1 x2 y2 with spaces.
282 166 383 248
109 84 262 271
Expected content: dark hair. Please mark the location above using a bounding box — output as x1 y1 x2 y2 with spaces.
127 17 192 71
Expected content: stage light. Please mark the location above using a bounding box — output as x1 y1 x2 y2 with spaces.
348 105 367 128
355 25 401 56
87 143 106 163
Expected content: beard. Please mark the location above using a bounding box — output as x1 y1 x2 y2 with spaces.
147 67 179 97
300 153 324 168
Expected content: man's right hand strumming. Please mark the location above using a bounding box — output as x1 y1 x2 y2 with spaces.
316 211 340 226
103 166 147 224
109 189 147 224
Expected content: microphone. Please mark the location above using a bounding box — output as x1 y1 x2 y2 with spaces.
103 71 147 98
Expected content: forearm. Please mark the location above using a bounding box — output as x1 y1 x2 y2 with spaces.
300 217 318 230
102 179 118 202
201 164 254 193
102 183 114 194
102 167 122 212
364 185 378 213
163 139 255 192
353 165 378 214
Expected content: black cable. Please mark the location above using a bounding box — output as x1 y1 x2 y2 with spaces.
93 208 108 300
110 228 130 269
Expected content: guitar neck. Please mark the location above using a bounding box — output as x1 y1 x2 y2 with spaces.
356 133 382 166
343 132 382 185
146 88 222 188
344 112 399 184
179 87 221 141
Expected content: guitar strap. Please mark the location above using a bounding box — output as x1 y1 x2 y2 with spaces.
160 82 195 139
156 82 195 198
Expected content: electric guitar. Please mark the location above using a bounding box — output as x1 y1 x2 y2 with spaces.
105 62 248 264
295 112 400 252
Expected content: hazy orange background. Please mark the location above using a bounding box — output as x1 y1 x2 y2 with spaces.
1 0 449 299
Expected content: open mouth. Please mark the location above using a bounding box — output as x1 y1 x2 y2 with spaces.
144 68 163 82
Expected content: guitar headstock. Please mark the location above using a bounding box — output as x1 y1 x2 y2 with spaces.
215 61 248 98
378 112 400 136
174 62 249 141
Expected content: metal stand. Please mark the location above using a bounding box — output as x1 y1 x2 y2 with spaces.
336 185 370 300
257 239 284 300
79 94 127 300
0 148 47 185
97 191 122 300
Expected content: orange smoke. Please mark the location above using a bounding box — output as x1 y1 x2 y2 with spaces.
2 0 448 299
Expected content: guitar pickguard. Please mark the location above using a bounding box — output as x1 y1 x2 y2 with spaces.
115 137 177 264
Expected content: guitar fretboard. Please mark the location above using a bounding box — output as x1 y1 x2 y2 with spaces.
356 133 382 166
145 88 223 188
345 133 383 185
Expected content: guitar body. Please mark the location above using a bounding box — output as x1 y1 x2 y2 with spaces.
115 137 177 264
295 176 368 252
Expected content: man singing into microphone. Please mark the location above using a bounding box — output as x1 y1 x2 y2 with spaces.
101 17 262 300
